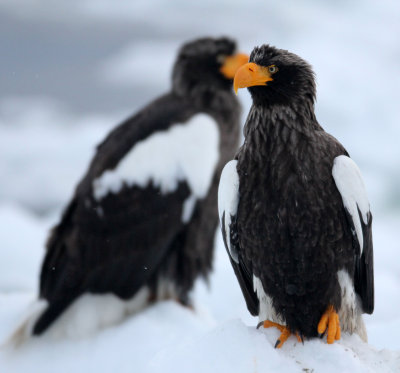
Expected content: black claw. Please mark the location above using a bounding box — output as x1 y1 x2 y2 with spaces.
274 339 281 348
300 334 304 344
318 328 327 338
256 321 264 329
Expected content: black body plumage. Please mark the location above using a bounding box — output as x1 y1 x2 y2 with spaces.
220 45 373 339
33 37 241 335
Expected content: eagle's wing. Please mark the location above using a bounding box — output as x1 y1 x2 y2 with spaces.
332 155 374 314
35 102 219 334
218 160 259 316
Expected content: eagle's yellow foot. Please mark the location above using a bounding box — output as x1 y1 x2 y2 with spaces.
317 305 341 344
257 320 302 348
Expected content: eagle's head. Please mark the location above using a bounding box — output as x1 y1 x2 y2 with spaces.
234 44 316 107
173 37 248 97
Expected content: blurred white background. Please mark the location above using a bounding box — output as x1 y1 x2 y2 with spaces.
0 1 399 371
1 0 399 215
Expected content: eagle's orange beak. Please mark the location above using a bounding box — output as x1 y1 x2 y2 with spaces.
220 53 249 79
233 62 273 94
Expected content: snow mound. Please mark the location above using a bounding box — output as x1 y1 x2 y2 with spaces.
1 301 398 373
156 319 400 373
0 301 212 373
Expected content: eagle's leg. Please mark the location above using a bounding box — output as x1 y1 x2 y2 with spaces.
176 297 194 311
317 305 341 344
257 320 302 348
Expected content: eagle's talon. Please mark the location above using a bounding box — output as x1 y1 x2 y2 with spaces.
317 305 341 344
260 320 292 348
296 332 303 343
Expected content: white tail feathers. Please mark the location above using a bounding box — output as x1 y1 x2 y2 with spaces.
2 288 151 347
2 300 47 348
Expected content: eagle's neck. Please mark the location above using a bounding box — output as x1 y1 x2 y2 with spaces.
242 102 321 159
204 89 241 169
195 87 240 123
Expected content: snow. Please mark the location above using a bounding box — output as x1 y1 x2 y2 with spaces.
0 97 121 214
157 320 399 373
97 41 176 90
332 155 370 252
1 0 400 371
0 210 399 372
0 204 47 292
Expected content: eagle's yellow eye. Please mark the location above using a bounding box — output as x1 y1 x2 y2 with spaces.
268 65 278 74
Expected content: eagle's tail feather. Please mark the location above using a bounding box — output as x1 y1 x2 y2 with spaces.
2 300 48 348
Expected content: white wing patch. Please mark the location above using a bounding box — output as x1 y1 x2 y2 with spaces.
218 160 240 263
181 195 197 223
93 114 220 220
332 155 370 254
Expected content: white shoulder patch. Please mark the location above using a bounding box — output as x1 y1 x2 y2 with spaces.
332 155 370 253
93 114 220 207
218 160 240 262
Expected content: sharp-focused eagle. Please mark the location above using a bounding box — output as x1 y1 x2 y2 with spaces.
218 44 374 348
10 37 247 342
